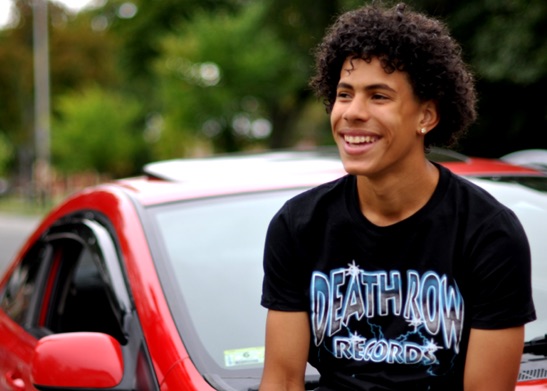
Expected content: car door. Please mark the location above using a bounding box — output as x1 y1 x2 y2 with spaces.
0 214 158 391
0 239 51 391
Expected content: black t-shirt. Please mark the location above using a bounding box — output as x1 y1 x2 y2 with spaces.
261 164 536 391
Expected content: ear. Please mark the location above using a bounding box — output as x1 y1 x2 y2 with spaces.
418 100 439 133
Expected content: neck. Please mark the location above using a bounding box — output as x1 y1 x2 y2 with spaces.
356 159 439 227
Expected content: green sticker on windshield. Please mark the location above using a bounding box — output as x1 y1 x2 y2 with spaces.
224 346 265 367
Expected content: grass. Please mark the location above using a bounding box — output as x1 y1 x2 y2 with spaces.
0 194 55 217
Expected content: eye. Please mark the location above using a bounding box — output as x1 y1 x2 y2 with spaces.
371 93 389 100
336 91 352 100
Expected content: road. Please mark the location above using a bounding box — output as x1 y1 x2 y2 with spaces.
0 213 40 274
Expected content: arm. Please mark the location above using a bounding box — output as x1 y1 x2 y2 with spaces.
464 326 524 391
259 310 310 391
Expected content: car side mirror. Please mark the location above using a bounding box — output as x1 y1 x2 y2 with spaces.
31 332 124 390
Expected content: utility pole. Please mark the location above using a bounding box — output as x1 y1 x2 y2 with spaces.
32 0 51 205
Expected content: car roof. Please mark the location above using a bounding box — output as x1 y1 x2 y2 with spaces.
111 147 543 207
502 149 547 172
114 148 343 205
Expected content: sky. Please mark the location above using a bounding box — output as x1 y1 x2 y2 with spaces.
0 0 97 28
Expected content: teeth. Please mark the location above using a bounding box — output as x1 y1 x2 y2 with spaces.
344 135 377 144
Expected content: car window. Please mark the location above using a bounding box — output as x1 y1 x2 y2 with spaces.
148 189 305 375
0 243 50 326
477 175 547 193
39 218 158 390
1 216 158 390
44 238 126 343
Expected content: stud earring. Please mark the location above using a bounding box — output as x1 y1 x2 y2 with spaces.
420 127 427 134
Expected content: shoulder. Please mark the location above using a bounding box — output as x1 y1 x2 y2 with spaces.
281 175 352 215
440 164 511 214
440 164 493 200
269 175 353 234
436 165 527 239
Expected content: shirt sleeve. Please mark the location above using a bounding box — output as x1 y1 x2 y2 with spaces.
261 202 310 312
468 208 536 329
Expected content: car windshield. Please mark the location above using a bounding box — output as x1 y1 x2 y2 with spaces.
147 189 309 389
146 178 546 390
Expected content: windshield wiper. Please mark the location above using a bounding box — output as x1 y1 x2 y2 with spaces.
524 335 547 356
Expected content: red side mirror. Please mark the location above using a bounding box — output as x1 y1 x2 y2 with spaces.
31 332 124 389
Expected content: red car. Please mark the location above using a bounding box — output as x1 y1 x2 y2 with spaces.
0 147 545 390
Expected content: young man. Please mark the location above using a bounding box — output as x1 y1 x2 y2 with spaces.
260 3 536 391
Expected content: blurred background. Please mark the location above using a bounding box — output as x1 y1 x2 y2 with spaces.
0 0 546 212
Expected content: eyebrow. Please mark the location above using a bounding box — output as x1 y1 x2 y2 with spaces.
336 82 397 93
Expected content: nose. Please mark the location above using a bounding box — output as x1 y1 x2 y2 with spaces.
342 95 369 123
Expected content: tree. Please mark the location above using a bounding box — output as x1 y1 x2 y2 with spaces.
0 0 123 188
3 0 547 182
52 85 146 177
0 133 14 177
0 0 36 154
153 2 302 156
442 0 547 156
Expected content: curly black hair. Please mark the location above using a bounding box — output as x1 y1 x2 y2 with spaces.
310 2 477 148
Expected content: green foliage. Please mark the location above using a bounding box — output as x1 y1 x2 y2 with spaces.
1 0 547 182
0 1 35 147
103 0 238 80
0 0 123 176
0 132 14 176
154 2 301 155
448 0 547 84
52 85 145 177
49 13 121 95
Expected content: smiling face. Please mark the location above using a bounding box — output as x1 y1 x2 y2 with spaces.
330 56 438 180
